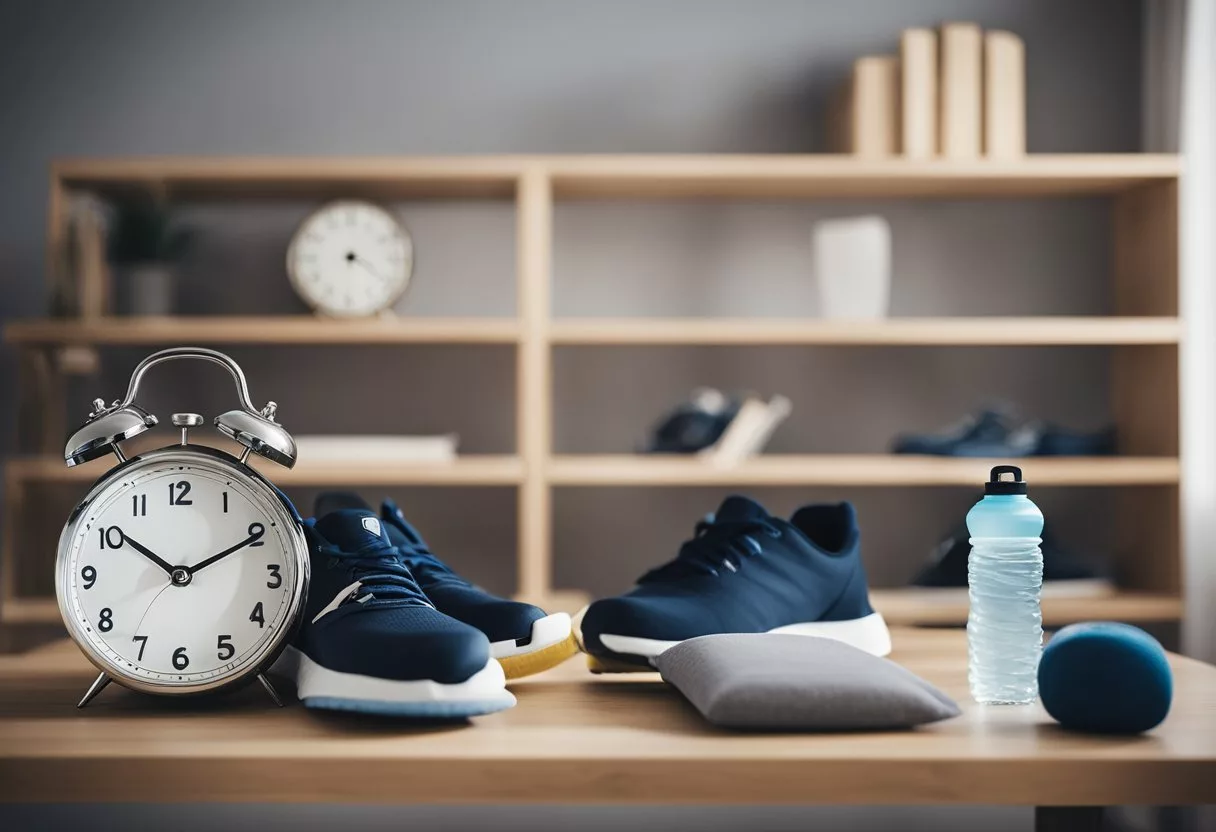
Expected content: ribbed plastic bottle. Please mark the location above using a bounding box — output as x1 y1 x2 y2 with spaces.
967 465 1044 704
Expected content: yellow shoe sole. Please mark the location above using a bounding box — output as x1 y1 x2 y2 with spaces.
585 653 657 674
497 632 580 680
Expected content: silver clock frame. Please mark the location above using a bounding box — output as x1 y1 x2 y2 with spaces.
285 199 415 318
56 444 310 702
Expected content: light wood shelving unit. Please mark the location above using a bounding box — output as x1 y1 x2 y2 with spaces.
1 155 1184 629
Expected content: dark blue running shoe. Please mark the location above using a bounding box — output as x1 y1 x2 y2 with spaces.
315 493 577 679
578 496 891 672
272 508 514 717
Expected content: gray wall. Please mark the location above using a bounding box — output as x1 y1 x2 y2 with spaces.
0 2 1147 828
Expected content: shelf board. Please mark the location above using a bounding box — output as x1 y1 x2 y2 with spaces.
550 317 1183 346
6 454 524 487
547 154 1182 198
548 455 1180 486
53 155 1180 201
872 589 1183 626
3 316 521 346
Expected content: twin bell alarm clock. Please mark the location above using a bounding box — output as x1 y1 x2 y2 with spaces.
54 347 310 708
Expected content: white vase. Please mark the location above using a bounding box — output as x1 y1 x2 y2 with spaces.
124 263 176 316
813 215 892 319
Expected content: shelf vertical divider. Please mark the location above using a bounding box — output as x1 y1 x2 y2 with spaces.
1111 179 1182 596
515 166 554 601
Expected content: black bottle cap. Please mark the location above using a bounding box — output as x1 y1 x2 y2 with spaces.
985 464 1028 495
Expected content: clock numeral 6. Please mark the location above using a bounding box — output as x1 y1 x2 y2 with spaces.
80 565 97 590
168 481 192 506
266 564 282 588
172 647 189 670
97 607 114 632
217 635 234 661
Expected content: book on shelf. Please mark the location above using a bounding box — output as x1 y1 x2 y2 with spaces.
900 28 938 158
827 56 899 156
938 22 983 158
984 30 1027 157
295 434 459 464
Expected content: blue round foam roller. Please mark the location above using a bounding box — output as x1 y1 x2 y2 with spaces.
1038 622 1173 734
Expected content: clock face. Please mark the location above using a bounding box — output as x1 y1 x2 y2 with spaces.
286 200 413 317
57 450 306 693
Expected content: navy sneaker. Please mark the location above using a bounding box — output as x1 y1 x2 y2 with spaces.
893 409 1115 457
315 493 578 679
272 508 515 717
578 496 891 672
645 388 740 453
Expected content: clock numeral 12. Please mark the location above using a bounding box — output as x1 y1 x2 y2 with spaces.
168 481 192 506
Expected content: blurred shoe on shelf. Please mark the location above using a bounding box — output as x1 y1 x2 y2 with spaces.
578 496 891 673
315 492 578 679
645 388 740 454
273 508 514 717
909 522 1115 599
891 408 1115 457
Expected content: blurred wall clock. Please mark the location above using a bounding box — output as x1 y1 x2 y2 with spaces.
286 200 413 317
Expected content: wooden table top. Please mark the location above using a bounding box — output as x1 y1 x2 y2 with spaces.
0 628 1213 806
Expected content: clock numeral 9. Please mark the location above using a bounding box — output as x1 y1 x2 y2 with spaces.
248 522 265 547
172 647 189 670
217 635 234 661
97 607 113 633
168 481 192 506
80 565 97 590
97 526 123 549
266 564 282 589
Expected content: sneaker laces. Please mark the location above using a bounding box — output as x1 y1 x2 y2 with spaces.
382 501 471 589
305 523 432 608
639 513 782 582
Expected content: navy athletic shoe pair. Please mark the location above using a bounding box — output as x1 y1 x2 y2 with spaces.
892 409 1116 457
578 496 891 671
274 493 577 717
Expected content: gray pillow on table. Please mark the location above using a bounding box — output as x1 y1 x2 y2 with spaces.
653 633 961 731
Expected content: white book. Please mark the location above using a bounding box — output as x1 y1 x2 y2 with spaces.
295 434 459 464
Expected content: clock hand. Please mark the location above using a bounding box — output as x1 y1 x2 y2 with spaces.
119 532 175 576
351 253 385 281
189 532 259 576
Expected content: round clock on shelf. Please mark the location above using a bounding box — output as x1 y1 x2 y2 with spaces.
55 347 310 708
286 200 413 317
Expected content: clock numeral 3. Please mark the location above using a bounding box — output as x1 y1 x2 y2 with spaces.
168 481 192 506
248 522 265 547
132 635 148 661
97 607 114 633
172 647 189 670
266 564 282 589
217 635 234 661
97 526 123 549
249 602 265 628
131 494 147 516
80 565 97 590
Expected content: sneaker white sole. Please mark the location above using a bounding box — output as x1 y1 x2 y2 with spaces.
596 611 892 666
490 613 579 680
489 612 573 659
273 645 516 717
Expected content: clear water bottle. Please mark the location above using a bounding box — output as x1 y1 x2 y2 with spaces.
967 465 1044 704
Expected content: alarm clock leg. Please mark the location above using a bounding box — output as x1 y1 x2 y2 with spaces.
257 672 284 708
76 672 112 709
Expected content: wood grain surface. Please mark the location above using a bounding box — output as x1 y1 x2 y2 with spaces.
0 629 1212 805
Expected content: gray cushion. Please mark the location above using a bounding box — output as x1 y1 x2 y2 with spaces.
653 633 961 731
